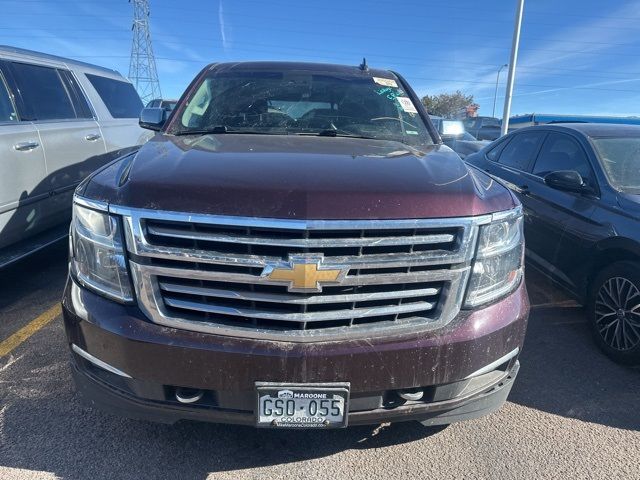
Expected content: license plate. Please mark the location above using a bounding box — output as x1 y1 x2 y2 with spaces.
256 383 350 429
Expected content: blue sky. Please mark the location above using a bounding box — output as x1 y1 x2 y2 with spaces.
4 0 640 117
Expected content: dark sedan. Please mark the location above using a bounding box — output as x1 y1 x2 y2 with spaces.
466 123 640 364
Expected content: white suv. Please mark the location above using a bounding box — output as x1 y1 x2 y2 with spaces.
0 46 152 266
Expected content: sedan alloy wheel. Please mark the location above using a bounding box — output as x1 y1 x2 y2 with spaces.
595 276 640 351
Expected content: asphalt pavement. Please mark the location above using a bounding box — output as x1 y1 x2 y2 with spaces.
0 242 638 480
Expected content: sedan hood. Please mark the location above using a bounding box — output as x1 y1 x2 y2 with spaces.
457 139 491 151
82 134 515 220
451 139 491 159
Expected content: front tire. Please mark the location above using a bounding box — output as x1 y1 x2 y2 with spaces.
588 261 640 365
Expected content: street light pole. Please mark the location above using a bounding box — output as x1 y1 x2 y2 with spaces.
501 0 525 136
492 64 508 118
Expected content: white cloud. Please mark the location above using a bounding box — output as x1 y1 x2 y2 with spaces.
157 36 209 63
424 1 640 115
518 2 640 73
219 0 229 51
505 1 640 97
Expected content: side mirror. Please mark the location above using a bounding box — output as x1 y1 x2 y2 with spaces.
544 170 586 192
139 107 166 131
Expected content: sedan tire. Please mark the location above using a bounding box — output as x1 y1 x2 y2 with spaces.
588 261 640 365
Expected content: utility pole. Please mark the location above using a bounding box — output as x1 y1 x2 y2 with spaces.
129 0 161 104
492 64 508 118
501 0 525 136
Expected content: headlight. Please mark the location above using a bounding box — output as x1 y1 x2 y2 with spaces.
70 201 133 302
464 208 524 307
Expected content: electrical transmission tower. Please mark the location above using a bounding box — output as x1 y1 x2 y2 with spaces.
128 0 161 104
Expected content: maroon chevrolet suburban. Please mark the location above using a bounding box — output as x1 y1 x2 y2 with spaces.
62 61 529 429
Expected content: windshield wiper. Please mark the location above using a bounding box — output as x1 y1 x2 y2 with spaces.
173 126 277 136
173 126 228 136
297 129 377 140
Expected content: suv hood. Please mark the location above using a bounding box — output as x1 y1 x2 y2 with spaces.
82 134 515 220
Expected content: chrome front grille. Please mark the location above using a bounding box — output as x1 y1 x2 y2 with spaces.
117 207 490 341
159 276 443 327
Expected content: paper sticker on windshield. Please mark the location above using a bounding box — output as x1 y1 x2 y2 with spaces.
373 77 398 88
397 97 418 113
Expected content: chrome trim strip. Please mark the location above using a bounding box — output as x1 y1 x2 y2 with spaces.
71 344 132 378
164 297 435 322
130 243 472 268
465 347 519 379
158 281 440 305
135 263 465 287
110 204 495 229
146 224 456 248
74 195 109 212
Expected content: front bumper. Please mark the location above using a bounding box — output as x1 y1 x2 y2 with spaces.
62 277 529 426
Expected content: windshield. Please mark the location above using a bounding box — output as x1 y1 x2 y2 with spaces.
441 120 465 136
591 136 640 193
172 70 434 147
432 118 469 138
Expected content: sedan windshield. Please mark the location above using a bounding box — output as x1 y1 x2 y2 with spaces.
591 136 640 193
171 69 434 147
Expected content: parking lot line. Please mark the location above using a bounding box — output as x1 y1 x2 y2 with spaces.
0 304 61 357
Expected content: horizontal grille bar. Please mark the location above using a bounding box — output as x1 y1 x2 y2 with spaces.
133 243 467 269
163 296 435 322
139 263 463 287
147 224 456 248
158 280 440 305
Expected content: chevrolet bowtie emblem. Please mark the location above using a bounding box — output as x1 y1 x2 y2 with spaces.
262 255 348 292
